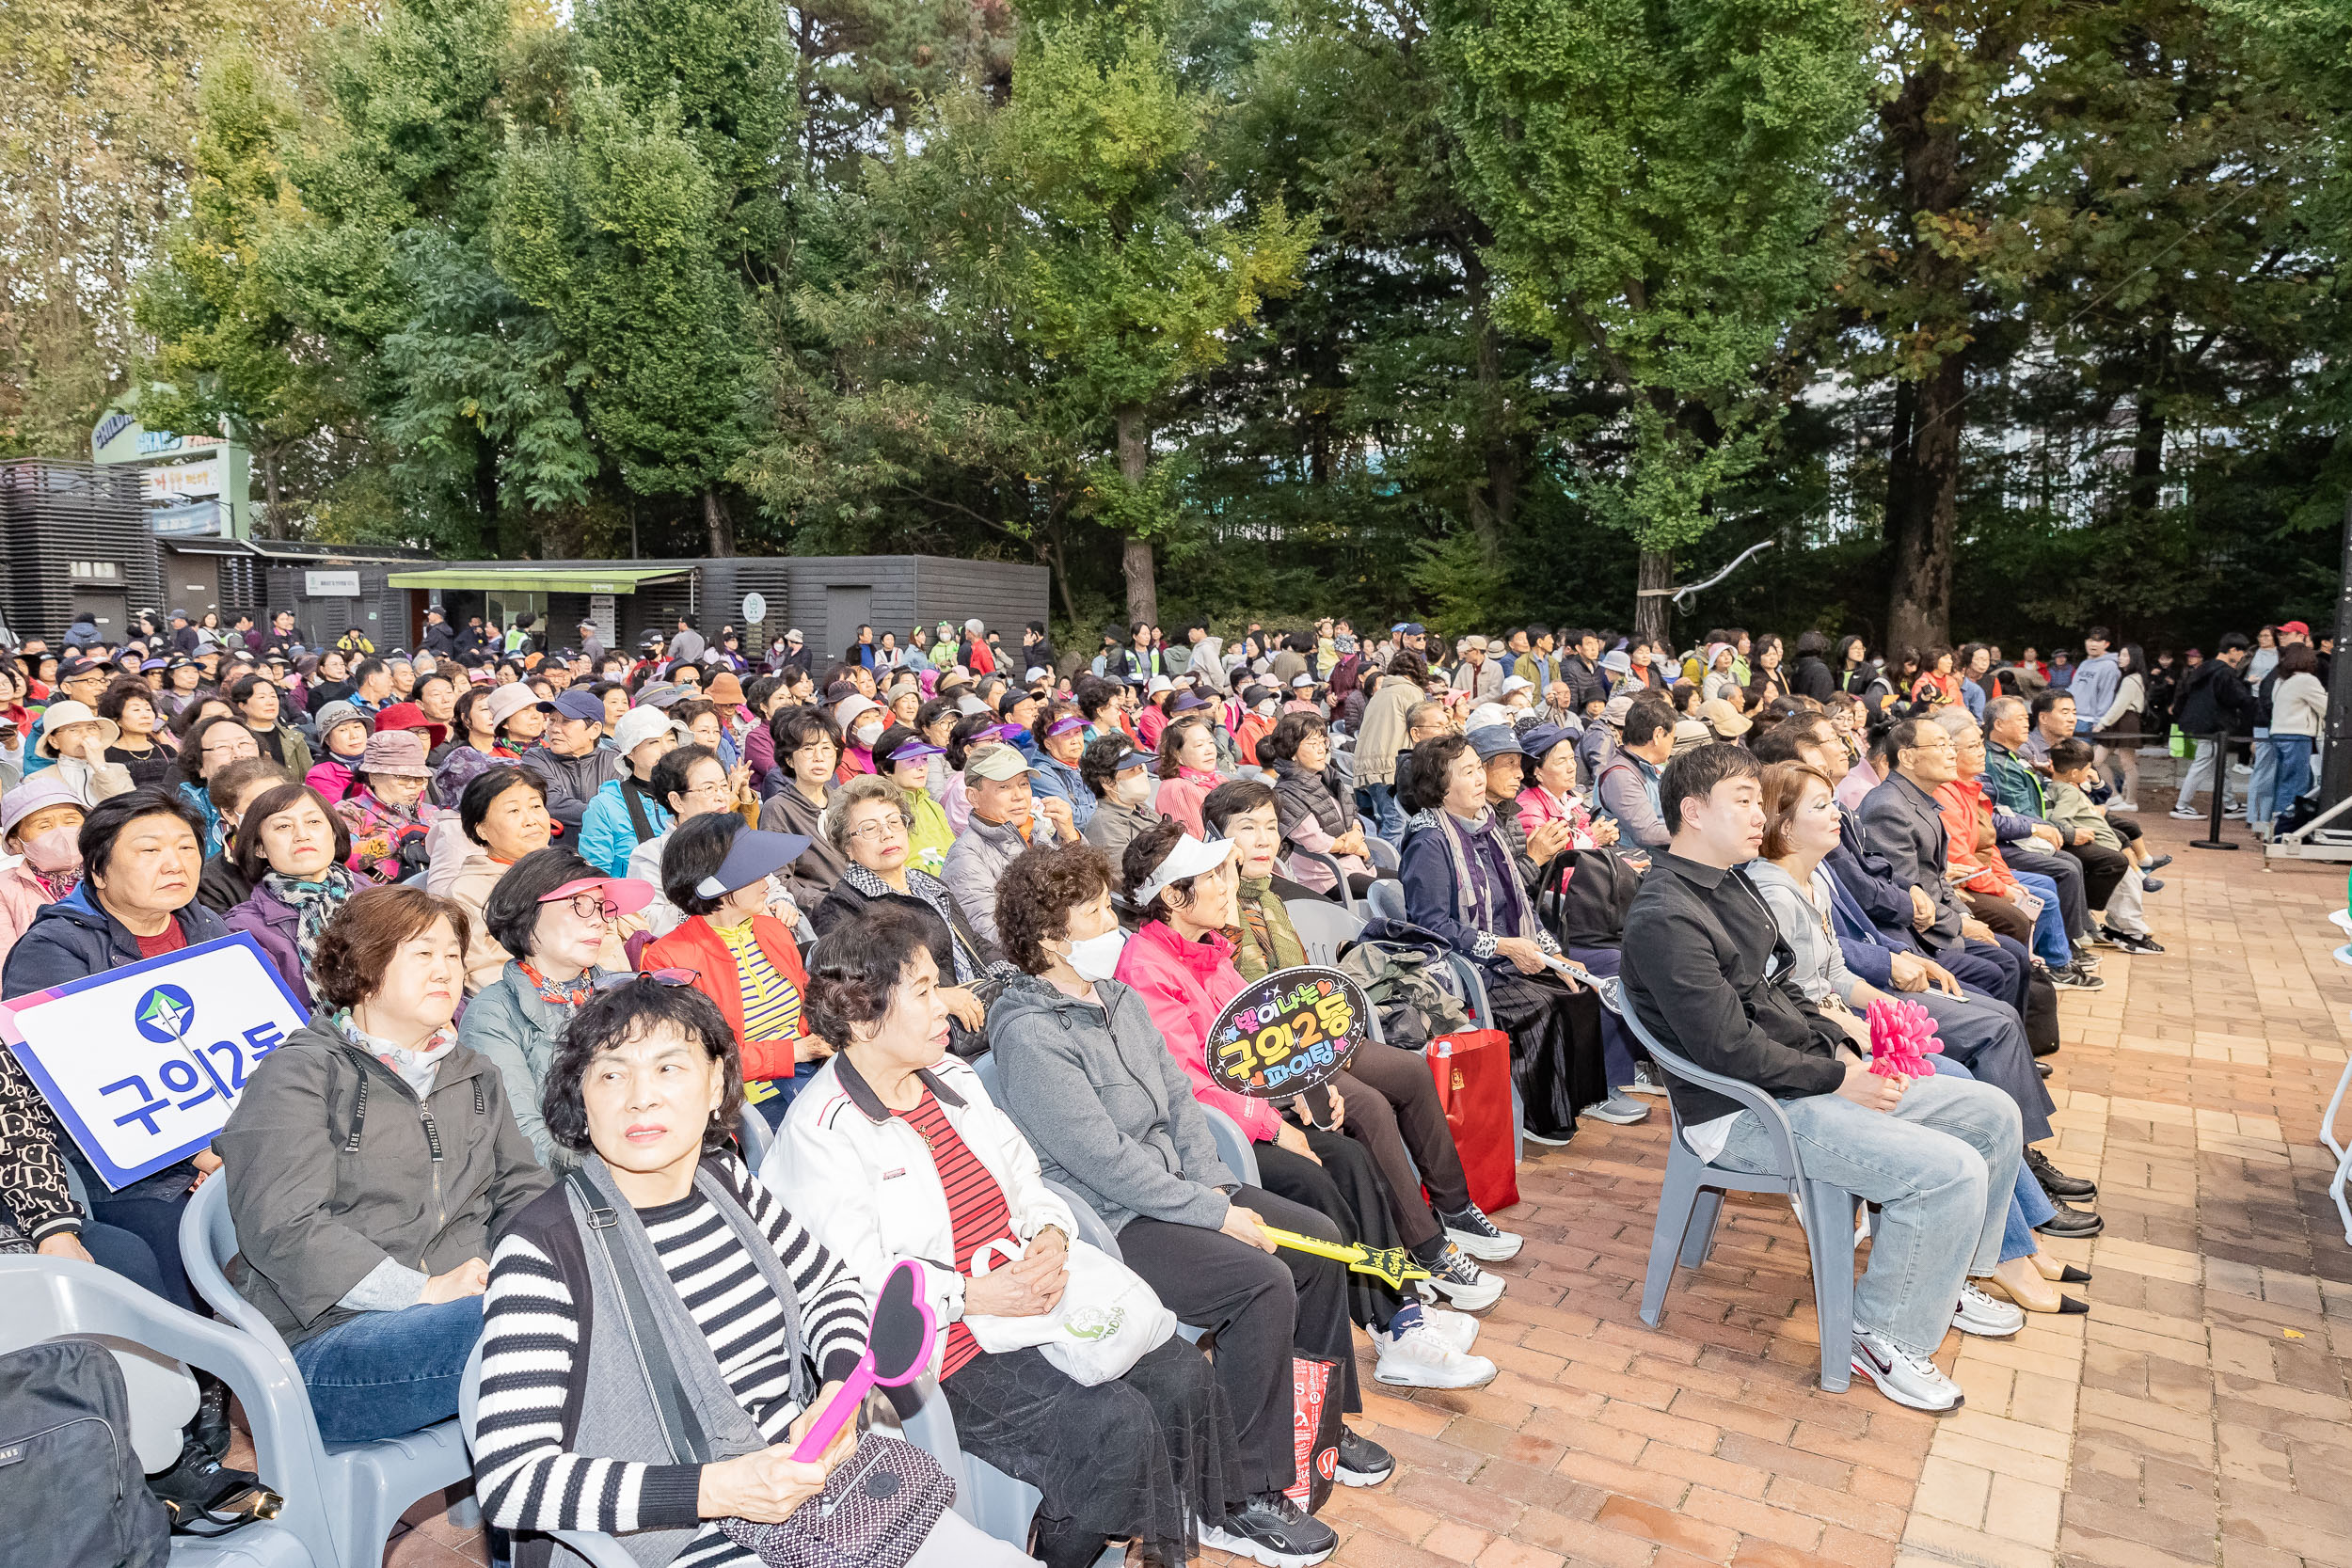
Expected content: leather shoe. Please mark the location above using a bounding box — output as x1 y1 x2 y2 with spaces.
2035 1202 2104 1238
2027 1146 2096 1199
2036 1061 2054 1078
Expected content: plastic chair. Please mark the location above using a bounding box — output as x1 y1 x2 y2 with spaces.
180 1178 477 1568
1283 896 1365 968
1200 1104 1262 1187
970 1049 1004 1104
737 1104 774 1173
1601 983 1860 1393
1287 848 1356 912
0 1255 325 1567
2325 990 2352 1245
1366 836 1400 876
454 1341 660 1568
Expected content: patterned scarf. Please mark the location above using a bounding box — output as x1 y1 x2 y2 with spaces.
263 863 358 970
332 1006 458 1098
845 863 979 983
1179 764 1221 790
1227 876 1307 982
519 959 596 1009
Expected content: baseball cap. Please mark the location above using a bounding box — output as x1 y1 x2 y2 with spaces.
1467 723 1524 760
997 689 1038 717
1104 743 1150 772
2282 620 2311 637
1396 623 1426 637
965 744 1040 782
1518 722 1574 763
1290 673 1316 689
550 688 608 723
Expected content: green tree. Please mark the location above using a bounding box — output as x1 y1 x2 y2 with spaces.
135 50 342 536
1427 0 1869 641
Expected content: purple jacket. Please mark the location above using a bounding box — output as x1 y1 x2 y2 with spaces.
223 882 314 1013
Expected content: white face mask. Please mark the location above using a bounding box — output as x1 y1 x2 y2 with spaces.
852 721 883 749
1063 927 1128 982
1116 771 1151 804
1255 700 1279 717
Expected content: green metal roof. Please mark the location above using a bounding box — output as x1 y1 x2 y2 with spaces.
384 566 691 594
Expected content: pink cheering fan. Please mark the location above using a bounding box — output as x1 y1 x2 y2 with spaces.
788 1257 937 1462
1864 997 1944 1079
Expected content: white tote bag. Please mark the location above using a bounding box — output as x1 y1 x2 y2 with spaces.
963 1237 1177 1386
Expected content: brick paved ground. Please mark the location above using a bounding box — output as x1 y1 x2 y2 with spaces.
373 798 2352 1568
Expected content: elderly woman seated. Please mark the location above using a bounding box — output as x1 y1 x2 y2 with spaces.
1200 779 1523 1272
771 902 1241 1568
1114 822 1496 1390
644 816 824 1119
471 976 1033 1568
1398 733 1623 1142
1254 713 1372 899
217 886 550 1441
1748 761 2090 1315
225 782 360 1012
808 774 1012 1059
460 847 648 1164
987 842 1364 1568
427 765 557 993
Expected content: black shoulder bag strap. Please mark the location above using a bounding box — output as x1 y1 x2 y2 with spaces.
621 777 658 842
564 1169 711 1465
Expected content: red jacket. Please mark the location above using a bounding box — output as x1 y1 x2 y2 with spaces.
643 913 814 1082
1113 918 1279 1141
1933 779 2020 896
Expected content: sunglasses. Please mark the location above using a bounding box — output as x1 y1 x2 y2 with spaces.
592 967 701 990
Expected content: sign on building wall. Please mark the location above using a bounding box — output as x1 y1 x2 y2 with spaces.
306 570 362 597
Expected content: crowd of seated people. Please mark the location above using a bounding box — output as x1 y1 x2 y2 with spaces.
0 607 2243 1556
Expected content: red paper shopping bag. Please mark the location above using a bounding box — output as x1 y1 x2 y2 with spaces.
1428 1029 1518 1213
1285 1354 1342 1513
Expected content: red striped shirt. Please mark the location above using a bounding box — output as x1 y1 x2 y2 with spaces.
895 1092 1015 1378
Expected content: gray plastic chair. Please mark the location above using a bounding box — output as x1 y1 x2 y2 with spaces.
1366 836 1400 876
0 1255 325 1568
737 1104 774 1172
1286 848 1356 912
1282 896 1364 969
1600 981 1860 1392
181 1177 476 1567
970 1049 1005 1104
1199 1103 1261 1187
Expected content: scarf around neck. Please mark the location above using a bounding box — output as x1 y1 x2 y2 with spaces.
1228 876 1307 981
264 863 358 968
519 958 596 1009
334 1006 458 1098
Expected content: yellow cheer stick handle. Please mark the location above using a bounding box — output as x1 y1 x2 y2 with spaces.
1258 1226 1432 1289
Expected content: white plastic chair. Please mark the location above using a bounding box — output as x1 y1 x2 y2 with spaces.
0 1255 325 1567
180 1177 476 1568
1287 848 1357 912
1199 1103 1261 1187
737 1104 775 1171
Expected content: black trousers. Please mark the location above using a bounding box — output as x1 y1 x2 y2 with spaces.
1483 966 1610 1141
1118 1185 1357 1499
1330 1041 1469 1250
943 1340 1240 1568
1263 1132 1406 1334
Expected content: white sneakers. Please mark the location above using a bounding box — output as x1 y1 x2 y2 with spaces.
1953 1283 2025 1338
1375 1315 1498 1388
1421 1242 1505 1311
1850 1328 1963 1412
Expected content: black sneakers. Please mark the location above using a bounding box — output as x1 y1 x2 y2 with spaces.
1336 1427 1395 1487
1438 1202 1524 1261
1200 1492 1339 1567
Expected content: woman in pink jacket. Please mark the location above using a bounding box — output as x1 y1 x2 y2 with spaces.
1112 820 1499 1388
0 774 86 955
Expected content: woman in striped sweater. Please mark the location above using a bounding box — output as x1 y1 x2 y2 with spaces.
471 976 1035 1567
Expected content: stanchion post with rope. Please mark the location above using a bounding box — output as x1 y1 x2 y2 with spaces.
2188 731 2239 852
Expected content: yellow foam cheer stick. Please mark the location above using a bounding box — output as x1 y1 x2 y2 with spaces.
1258 1227 1433 1290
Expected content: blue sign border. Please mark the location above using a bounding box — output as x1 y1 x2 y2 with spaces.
4 931 310 1190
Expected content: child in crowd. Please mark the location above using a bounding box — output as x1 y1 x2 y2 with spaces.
2045 739 2163 954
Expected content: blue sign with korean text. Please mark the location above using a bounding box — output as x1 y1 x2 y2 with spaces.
3 934 309 1190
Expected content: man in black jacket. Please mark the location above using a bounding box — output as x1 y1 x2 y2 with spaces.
1557 630 1608 714
419 609 460 659
2170 633 2253 819
1621 743 2024 1413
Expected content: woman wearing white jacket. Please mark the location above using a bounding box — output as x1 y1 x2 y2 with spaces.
767 901 1249 1568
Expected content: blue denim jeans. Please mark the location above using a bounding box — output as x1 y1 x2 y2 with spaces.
1928 1057 2053 1265
2272 735 2315 822
2249 731 2278 830
1714 1072 2021 1357
291 1297 484 1443
2010 870 2073 969
1356 784 1406 847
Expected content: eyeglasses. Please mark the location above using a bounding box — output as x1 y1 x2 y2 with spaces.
561 893 624 923
847 817 908 843
591 967 700 990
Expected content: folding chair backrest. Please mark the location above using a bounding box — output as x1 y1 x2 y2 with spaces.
1283 897 1366 968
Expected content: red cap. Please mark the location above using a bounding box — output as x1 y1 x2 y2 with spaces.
372 701 448 748
2281 621 2311 637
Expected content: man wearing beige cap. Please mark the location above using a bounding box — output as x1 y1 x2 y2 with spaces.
941 742 1078 946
